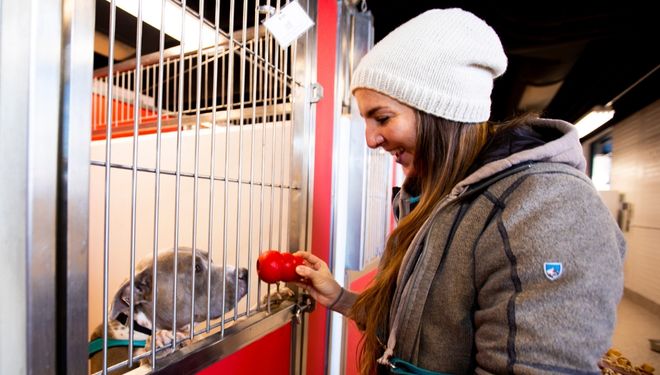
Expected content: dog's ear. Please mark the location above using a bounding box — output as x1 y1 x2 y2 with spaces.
110 268 153 320
194 251 209 274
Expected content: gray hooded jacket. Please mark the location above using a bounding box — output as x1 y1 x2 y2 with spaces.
331 118 626 374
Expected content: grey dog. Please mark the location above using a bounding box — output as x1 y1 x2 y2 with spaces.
89 248 248 374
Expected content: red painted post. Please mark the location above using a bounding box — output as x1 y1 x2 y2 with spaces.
307 0 338 374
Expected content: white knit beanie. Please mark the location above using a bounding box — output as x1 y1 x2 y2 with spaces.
350 8 507 123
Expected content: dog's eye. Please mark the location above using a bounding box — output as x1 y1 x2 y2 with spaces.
195 264 202 273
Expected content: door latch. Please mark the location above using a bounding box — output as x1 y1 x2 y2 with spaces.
292 293 316 324
310 83 324 103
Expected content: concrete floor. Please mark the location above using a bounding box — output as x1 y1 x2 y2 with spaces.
611 295 660 368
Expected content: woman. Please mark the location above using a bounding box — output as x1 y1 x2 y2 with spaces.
295 8 625 374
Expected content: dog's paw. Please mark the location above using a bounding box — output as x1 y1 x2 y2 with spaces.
153 330 174 349
176 324 200 348
261 283 295 306
278 285 295 300
140 329 190 366
152 329 189 349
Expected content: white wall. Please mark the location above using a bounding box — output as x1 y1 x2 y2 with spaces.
609 100 660 306
88 122 292 335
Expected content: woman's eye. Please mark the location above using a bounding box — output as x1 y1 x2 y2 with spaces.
375 116 389 124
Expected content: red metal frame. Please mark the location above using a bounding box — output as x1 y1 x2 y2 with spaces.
345 269 377 375
197 324 292 374
306 0 338 374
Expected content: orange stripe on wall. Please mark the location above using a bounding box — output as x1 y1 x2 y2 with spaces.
91 94 173 141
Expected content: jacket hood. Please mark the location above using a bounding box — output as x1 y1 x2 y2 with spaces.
449 118 586 198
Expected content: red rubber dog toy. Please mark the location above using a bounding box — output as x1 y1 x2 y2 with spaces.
256 250 305 283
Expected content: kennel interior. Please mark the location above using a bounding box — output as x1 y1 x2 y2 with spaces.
87 0 315 373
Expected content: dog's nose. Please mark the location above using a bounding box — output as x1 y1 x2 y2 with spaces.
238 268 248 281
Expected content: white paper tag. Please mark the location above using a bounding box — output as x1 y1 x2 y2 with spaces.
263 1 315 48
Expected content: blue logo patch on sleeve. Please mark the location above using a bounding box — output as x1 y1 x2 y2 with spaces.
544 262 563 281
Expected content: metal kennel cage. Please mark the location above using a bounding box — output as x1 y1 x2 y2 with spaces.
0 0 318 373
85 0 318 373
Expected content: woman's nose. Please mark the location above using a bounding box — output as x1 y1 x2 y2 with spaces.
365 125 384 149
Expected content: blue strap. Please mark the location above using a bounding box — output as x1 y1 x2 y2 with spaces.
389 357 452 375
88 338 147 358
409 195 421 204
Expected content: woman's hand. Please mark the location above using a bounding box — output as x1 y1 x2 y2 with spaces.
292 251 342 308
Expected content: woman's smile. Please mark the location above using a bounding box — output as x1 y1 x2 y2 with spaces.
354 89 418 176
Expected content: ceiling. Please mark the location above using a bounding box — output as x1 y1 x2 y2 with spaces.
365 1 660 140
94 0 659 141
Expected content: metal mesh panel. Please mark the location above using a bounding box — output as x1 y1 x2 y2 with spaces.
361 149 391 267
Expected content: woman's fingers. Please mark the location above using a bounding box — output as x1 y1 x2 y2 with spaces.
291 251 343 307
295 264 314 278
294 251 326 270
295 263 332 284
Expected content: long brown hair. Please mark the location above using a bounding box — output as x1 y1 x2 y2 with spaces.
349 111 494 375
